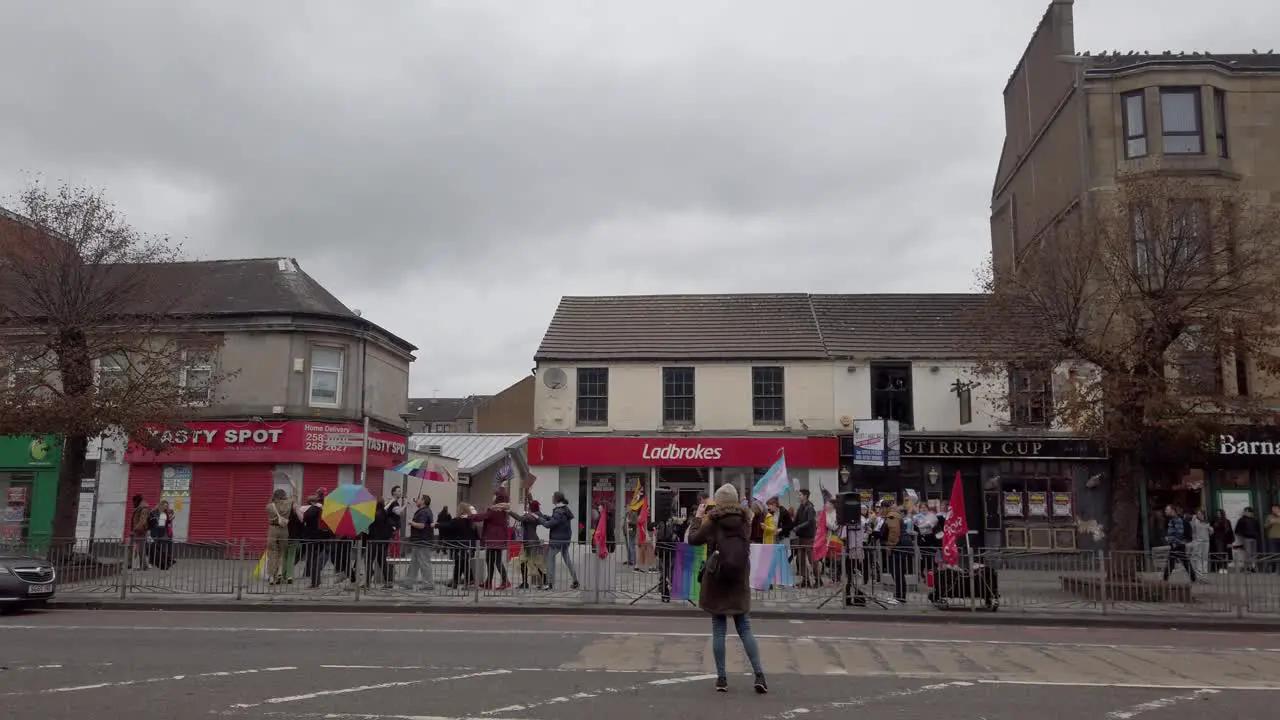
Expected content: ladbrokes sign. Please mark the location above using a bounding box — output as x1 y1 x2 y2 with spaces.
640 442 724 461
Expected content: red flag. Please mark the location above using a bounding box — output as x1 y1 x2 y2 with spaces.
941 471 969 567
812 509 830 561
637 499 649 545
594 506 609 559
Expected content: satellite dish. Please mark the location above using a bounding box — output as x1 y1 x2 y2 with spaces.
544 368 567 390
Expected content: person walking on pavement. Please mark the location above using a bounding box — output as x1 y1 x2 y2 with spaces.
540 491 579 590
127 494 150 570
265 489 293 585
363 498 395 588
1235 507 1262 572
1161 505 1196 583
688 483 768 695
792 489 821 588
1210 509 1235 574
1266 505 1280 572
1190 508 1212 581
510 499 547 589
147 500 175 570
468 489 513 590
400 495 435 591
445 503 478 589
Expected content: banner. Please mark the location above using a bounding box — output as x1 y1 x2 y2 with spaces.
670 542 796 602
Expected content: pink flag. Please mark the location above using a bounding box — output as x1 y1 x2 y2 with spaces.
594 506 609 559
941 471 969 567
812 519 830 562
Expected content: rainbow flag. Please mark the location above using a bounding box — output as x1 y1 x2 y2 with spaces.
671 543 707 602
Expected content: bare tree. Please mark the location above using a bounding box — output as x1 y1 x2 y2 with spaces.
970 175 1280 559
0 183 229 552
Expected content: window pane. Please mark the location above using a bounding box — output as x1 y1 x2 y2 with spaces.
1124 93 1145 135
311 369 339 403
1126 137 1147 158
312 347 342 369
1161 91 1200 133
1163 134 1202 154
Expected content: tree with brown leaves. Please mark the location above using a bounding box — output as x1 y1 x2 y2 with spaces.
0 183 229 553
970 175 1280 558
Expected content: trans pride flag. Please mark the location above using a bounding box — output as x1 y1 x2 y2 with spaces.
751 453 789 503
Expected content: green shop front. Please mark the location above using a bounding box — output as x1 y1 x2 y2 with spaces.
0 435 60 547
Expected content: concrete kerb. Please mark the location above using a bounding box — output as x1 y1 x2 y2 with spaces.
43 598 1280 632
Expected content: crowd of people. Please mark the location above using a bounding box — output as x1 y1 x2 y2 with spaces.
1158 503 1280 582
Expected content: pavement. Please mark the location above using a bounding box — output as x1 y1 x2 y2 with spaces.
3 610 1280 719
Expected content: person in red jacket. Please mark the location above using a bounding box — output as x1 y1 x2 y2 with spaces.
470 489 513 589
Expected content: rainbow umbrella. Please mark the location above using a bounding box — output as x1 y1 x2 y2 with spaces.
322 484 377 537
392 457 450 482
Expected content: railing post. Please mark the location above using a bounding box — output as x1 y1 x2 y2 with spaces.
353 538 364 602
965 542 976 612
1097 549 1108 615
472 548 481 604
1234 565 1246 619
236 539 246 600
119 538 129 600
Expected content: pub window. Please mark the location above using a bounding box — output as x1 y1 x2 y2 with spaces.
1008 364 1051 426
576 367 609 425
751 366 785 425
662 366 696 426
869 362 913 429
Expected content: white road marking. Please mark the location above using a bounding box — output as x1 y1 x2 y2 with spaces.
0 666 295 697
222 707 532 712
0 661 113 671
221 714 535 720
5 624 1274 652
765 681 973 720
479 673 714 715
322 664 688 675
978 679 1280 692
1105 689 1219 718
230 669 510 709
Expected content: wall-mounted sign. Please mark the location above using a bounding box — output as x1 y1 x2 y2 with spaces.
1052 492 1073 517
1027 491 1047 517
1003 491 1024 517
897 436 1106 460
852 419 901 467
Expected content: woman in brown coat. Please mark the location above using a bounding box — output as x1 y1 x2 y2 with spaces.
689 483 768 694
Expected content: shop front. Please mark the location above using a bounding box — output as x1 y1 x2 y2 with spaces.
527 435 839 542
0 435 61 547
1138 428 1280 553
839 433 1109 551
123 420 407 544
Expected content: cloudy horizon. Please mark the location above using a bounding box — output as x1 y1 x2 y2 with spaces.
2 0 1276 396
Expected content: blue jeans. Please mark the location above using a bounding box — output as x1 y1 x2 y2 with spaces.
626 533 637 565
546 543 579 587
712 613 764 679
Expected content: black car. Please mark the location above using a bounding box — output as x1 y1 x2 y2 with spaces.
0 549 56 613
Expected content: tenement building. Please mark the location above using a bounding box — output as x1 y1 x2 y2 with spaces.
993 0 1280 549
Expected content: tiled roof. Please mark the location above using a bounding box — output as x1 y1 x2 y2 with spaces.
407 396 490 423
810 294 989 359
407 433 528 474
535 293 991 362
534 294 827 361
0 255 415 352
1081 51 1280 74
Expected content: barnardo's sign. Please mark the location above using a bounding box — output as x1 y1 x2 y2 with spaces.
1216 434 1280 456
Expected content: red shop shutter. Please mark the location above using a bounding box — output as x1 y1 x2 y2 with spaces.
305 464 340 496
188 464 233 544
227 464 273 557
124 465 162 539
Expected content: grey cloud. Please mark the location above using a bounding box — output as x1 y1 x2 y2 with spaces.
3 1 1278 394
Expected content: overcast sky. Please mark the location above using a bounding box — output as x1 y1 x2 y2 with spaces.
2 1 1276 396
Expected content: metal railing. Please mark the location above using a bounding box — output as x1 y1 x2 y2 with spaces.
18 537 1280 617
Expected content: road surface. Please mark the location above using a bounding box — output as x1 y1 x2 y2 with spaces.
3 610 1279 719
